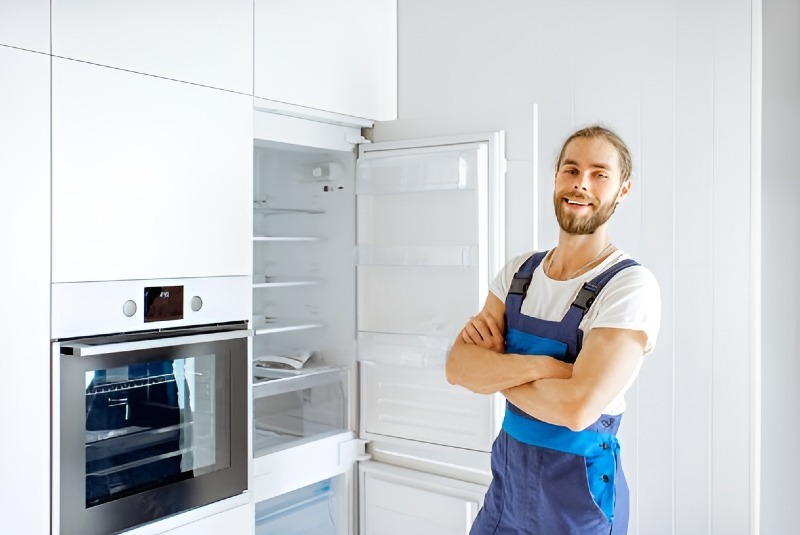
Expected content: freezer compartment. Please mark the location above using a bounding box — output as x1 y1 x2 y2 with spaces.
252 367 348 456
360 362 500 452
255 475 347 535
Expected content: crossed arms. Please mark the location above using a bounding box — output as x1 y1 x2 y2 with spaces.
445 292 647 432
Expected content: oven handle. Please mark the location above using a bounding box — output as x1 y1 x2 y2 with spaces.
60 329 252 357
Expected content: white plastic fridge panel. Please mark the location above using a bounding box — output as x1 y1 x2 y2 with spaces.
361 364 496 452
357 266 478 337
357 190 478 247
359 461 486 535
52 59 252 283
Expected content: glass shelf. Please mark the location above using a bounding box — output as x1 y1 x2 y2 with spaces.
252 317 325 336
252 276 324 288
253 201 325 216
253 236 321 242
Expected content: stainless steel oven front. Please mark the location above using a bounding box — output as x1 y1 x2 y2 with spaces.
51 278 251 535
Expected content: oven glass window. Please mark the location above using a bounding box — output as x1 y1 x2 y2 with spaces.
84 354 227 507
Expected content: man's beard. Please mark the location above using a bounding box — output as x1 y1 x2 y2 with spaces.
553 191 619 235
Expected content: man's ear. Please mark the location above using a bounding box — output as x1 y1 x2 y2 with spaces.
616 179 632 203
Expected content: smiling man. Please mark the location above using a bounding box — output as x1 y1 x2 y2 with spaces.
446 125 661 534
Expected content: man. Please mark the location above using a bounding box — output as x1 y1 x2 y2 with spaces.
446 125 661 534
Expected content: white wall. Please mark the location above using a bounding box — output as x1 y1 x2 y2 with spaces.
374 1 758 533
760 0 799 533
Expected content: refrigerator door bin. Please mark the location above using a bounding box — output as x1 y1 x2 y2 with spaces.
355 144 483 194
252 367 348 456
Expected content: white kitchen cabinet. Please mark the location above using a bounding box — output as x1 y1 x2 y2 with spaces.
52 58 252 283
254 0 397 121
0 0 50 53
0 46 51 534
51 0 253 94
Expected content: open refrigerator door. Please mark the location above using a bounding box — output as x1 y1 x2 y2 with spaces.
355 133 507 533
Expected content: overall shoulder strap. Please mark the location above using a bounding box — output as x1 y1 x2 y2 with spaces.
571 258 640 314
508 251 548 296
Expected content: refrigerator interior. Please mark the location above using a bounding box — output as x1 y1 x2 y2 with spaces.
252 141 357 450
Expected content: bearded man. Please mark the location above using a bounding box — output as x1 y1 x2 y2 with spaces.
447 125 662 535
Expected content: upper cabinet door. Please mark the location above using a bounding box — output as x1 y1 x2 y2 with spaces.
254 0 397 121
51 0 253 94
0 0 50 53
51 58 252 283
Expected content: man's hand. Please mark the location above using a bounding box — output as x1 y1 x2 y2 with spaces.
460 313 505 353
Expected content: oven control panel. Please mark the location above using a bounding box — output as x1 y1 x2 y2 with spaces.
51 276 250 338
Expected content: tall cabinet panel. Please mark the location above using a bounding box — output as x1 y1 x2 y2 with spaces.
51 0 253 93
52 58 252 283
0 0 50 52
254 0 397 120
0 47 51 534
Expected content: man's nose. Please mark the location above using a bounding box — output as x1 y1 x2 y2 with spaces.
572 171 590 190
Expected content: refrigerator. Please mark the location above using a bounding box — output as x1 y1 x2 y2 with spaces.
249 107 506 534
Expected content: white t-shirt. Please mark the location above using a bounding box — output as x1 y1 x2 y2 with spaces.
489 249 661 415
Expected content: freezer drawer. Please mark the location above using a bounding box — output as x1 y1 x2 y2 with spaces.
252 367 348 457
255 475 347 535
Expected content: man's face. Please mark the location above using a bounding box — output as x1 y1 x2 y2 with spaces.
552 137 629 235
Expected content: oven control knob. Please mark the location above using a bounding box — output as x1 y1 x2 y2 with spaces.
191 296 203 312
122 300 137 317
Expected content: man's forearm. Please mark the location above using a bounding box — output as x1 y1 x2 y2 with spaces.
446 342 572 395
503 378 584 429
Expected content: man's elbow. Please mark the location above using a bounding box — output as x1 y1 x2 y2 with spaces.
561 399 603 432
444 347 462 386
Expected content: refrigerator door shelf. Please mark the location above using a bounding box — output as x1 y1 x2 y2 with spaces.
356 143 484 194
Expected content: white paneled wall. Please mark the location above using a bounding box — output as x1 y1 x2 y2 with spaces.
375 1 759 533
761 1 799 533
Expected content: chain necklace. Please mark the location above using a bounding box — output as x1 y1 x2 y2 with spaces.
545 242 614 280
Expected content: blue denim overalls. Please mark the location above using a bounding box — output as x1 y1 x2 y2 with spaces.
470 251 639 535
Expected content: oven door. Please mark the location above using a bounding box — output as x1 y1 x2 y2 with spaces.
53 326 249 535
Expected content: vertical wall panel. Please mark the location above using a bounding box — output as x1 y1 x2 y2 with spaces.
760 1 800 533
635 1 677 532
711 1 755 533
674 1 715 533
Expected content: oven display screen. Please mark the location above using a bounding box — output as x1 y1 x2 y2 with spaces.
144 286 184 322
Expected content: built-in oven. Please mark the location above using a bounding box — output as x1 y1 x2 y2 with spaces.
51 277 251 535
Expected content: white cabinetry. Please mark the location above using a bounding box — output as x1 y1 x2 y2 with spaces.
0 46 51 535
51 58 252 283
0 0 50 53
51 0 253 93
254 0 397 120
